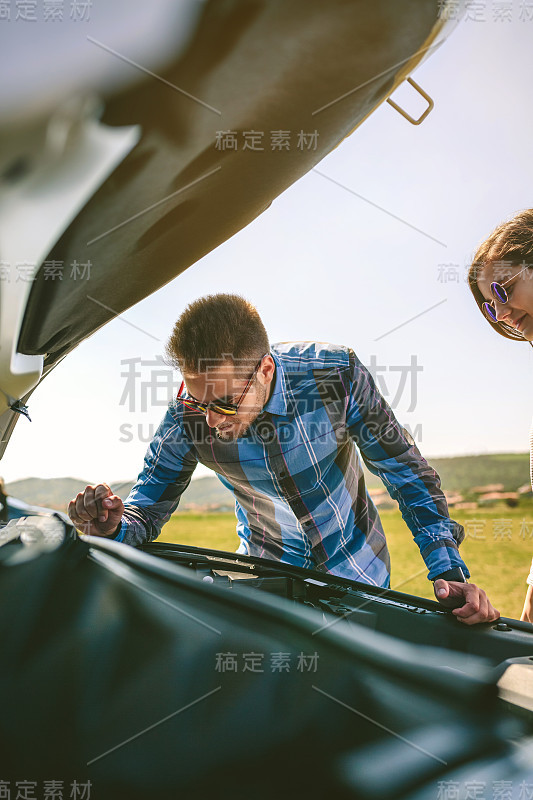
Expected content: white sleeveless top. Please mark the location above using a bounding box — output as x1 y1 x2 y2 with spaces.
527 423 533 586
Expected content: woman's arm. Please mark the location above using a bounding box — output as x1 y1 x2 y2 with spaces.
521 583 533 623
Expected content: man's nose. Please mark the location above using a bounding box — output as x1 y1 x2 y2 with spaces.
205 407 227 427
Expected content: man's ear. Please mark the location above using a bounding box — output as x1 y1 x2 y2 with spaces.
258 355 275 386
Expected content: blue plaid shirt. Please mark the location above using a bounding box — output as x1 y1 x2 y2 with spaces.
114 342 468 586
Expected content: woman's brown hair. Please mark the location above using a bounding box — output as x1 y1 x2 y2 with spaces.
468 209 533 341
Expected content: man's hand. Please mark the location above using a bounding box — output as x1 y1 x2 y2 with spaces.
68 483 124 537
433 579 500 625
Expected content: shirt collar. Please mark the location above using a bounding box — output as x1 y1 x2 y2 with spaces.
261 350 288 417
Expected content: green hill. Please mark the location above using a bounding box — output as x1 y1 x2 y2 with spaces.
5 452 530 512
4 477 93 510
363 452 530 493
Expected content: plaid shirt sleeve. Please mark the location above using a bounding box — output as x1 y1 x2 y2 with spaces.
345 349 470 581
113 407 198 546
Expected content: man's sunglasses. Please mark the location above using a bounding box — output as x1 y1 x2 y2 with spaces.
482 264 530 323
175 354 268 417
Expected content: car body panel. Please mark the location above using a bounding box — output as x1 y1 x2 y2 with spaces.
0 520 531 797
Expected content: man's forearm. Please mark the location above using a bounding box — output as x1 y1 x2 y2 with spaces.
111 504 169 546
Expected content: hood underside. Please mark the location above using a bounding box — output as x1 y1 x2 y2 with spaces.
0 0 457 454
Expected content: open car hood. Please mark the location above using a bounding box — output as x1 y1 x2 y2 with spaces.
0 0 460 454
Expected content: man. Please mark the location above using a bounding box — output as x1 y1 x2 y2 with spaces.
69 293 499 625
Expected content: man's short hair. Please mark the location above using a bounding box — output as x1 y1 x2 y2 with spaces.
165 294 269 374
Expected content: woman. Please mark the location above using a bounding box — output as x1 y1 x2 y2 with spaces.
467 209 533 623
0 477 7 524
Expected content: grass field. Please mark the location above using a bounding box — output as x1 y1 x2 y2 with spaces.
159 505 533 620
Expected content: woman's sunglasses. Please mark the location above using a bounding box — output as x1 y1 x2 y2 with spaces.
482 265 530 323
175 354 268 417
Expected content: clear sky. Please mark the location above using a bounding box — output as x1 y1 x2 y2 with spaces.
3 7 533 484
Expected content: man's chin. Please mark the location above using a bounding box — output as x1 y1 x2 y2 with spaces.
214 407 262 441
215 424 245 441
